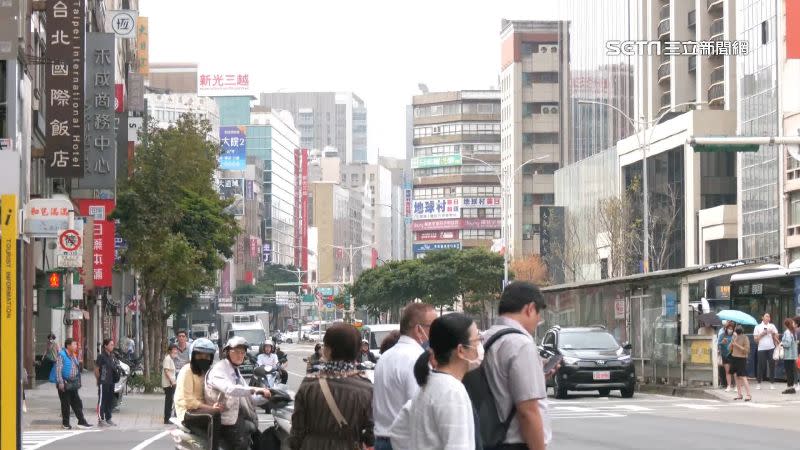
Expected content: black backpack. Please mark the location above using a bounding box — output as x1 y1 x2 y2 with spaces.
463 327 526 448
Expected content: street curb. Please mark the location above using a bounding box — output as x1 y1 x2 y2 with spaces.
637 384 719 400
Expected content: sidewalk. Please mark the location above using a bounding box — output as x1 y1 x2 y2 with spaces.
24 371 168 431
638 378 800 402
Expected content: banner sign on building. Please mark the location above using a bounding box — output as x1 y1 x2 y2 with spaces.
249 236 260 258
115 84 124 112
219 126 247 170
127 73 145 112
218 178 245 216
411 218 501 232
413 242 462 254
75 199 115 288
81 33 116 189
197 70 251 96
245 180 254 200
412 198 461 220
23 197 73 237
263 243 271 263
0 0 19 60
415 230 458 241
45 0 86 178
411 154 463 169
293 149 309 273
461 197 501 207
105 10 138 39
135 16 148 74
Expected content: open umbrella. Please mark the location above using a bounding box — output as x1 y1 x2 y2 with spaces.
716 310 758 326
697 313 722 328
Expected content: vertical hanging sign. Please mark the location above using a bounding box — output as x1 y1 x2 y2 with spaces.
45 0 86 178
0 194 18 450
81 33 116 189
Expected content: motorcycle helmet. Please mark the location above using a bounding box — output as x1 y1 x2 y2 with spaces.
224 336 249 351
190 338 216 356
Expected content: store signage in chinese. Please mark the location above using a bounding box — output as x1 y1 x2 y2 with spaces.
412 198 461 220
411 218 501 232
198 71 250 96
136 17 148 74
81 33 116 189
218 178 245 216
45 0 86 178
411 154 463 169
23 198 73 237
75 199 115 287
413 242 462 254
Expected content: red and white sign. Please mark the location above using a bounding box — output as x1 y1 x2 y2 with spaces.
412 218 502 232
293 149 309 275
115 83 124 112
75 199 116 287
614 299 626 319
415 230 458 241
59 229 82 251
197 71 250 96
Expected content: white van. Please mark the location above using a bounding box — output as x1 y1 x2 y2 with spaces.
363 324 400 358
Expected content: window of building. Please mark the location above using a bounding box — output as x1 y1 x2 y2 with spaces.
462 207 501 218
761 20 769 45
791 192 800 226
522 224 540 240
461 229 501 240
522 193 555 206
532 133 559 144
531 72 559 83
369 173 375 182
523 163 559 175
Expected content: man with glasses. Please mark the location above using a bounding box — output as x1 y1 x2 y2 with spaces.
173 330 191 372
373 302 436 450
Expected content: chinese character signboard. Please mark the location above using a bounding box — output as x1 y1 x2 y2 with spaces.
127 73 145 112
105 10 137 39
219 126 247 170
293 149 309 272
218 178 244 216
45 0 85 178
411 218 501 232
80 33 116 189
411 154 463 169
23 198 73 237
136 16 148 75
75 199 115 288
461 197 501 207
198 70 251 96
413 242 462 254
411 198 461 220
415 230 458 241
0 0 18 60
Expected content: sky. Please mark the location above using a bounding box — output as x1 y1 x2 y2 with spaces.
139 0 562 161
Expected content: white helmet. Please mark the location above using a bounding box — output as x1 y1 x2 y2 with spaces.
264 340 274 348
224 336 248 351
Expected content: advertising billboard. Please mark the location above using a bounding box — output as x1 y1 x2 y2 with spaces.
75 199 116 288
81 32 116 189
219 126 247 170
411 218 501 232
413 242 462 254
411 154 463 169
218 178 245 216
198 70 251 96
412 198 461 220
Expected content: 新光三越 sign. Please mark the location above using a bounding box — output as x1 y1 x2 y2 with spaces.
197 70 250 96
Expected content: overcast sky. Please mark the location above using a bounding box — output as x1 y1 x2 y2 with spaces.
140 0 563 161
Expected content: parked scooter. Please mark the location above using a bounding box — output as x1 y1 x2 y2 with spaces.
113 359 130 411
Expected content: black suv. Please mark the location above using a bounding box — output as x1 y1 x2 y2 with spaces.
540 326 636 399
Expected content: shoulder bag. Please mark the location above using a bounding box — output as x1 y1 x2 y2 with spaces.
318 377 360 450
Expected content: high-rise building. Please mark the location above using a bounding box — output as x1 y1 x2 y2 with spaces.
411 90 502 258
500 20 570 260
259 92 368 163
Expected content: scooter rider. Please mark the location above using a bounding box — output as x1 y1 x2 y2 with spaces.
206 337 271 450
174 338 223 450
256 341 279 369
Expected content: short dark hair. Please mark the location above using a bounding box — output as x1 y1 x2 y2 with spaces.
498 281 546 315
167 343 178 351
176 330 187 337
64 338 74 347
323 323 361 362
414 313 474 386
379 330 402 354
102 338 113 347
400 302 434 335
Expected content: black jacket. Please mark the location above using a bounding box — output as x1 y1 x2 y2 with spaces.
96 351 117 385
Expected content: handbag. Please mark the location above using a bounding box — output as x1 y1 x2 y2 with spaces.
774 343 785 361
64 377 81 391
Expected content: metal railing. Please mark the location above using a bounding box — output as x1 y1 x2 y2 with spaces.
708 0 724 11
710 18 724 41
658 18 671 40
710 65 725 85
657 59 671 83
707 83 724 106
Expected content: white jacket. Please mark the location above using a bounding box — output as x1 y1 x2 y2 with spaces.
205 358 266 425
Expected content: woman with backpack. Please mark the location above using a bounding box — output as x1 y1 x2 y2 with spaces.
388 313 481 450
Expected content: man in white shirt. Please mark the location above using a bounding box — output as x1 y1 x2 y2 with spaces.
372 302 437 450
753 313 779 390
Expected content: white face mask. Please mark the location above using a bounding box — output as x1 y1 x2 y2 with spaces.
463 343 485 371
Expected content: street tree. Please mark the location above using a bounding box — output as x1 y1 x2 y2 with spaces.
112 114 239 385
509 254 550 285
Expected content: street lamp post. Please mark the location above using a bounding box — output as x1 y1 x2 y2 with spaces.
461 154 547 287
578 100 706 273
323 242 376 322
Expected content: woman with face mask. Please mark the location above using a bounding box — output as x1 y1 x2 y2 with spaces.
388 313 480 450
717 321 736 392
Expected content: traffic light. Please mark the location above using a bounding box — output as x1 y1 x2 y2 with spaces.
48 272 61 288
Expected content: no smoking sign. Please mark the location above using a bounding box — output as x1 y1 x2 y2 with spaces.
59 229 82 252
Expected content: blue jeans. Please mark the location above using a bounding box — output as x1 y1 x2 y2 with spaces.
375 436 393 450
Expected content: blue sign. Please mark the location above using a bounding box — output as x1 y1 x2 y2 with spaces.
664 291 677 318
318 287 334 296
219 126 247 170
325 302 334 309
794 277 800 316
413 242 462 254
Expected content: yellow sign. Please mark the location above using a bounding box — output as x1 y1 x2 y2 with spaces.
0 194 17 450
136 16 149 75
689 340 712 365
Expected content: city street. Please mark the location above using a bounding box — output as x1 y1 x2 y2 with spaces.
22 343 800 449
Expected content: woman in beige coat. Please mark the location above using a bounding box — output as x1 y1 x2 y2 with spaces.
730 325 752 401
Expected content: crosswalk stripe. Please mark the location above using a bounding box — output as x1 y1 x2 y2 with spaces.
23 430 97 450
740 402 780 408
667 403 718 410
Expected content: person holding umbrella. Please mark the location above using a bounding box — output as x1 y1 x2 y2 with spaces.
718 321 736 392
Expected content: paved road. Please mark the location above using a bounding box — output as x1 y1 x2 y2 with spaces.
26 343 798 449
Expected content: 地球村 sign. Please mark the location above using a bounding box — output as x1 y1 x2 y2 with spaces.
412 198 461 220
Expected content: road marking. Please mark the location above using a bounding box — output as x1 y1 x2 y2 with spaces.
740 402 780 408
23 430 97 450
552 406 598 413
129 430 170 450
673 403 718 410
551 413 626 419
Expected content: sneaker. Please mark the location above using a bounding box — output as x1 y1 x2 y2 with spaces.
105 420 117 427
76 423 93 429
782 388 796 394
770 384 775 390
725 386 731 392
757 384 762 390
62 425 72 430
97 420 108 427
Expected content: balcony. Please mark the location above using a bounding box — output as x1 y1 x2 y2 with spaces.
710 18 724 41
689 55 697 72
523 113 560 133
710 64 725 85
707 0 724 12
699 205 738 240
658 58 671 84
658 91 671 115
658 17 671 41
659 3 670 21
688 10 696 28
521 53 560 73
522 84 559 103
707 83 725 107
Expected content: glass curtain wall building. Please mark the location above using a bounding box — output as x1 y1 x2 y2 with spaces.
737 0 780 259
